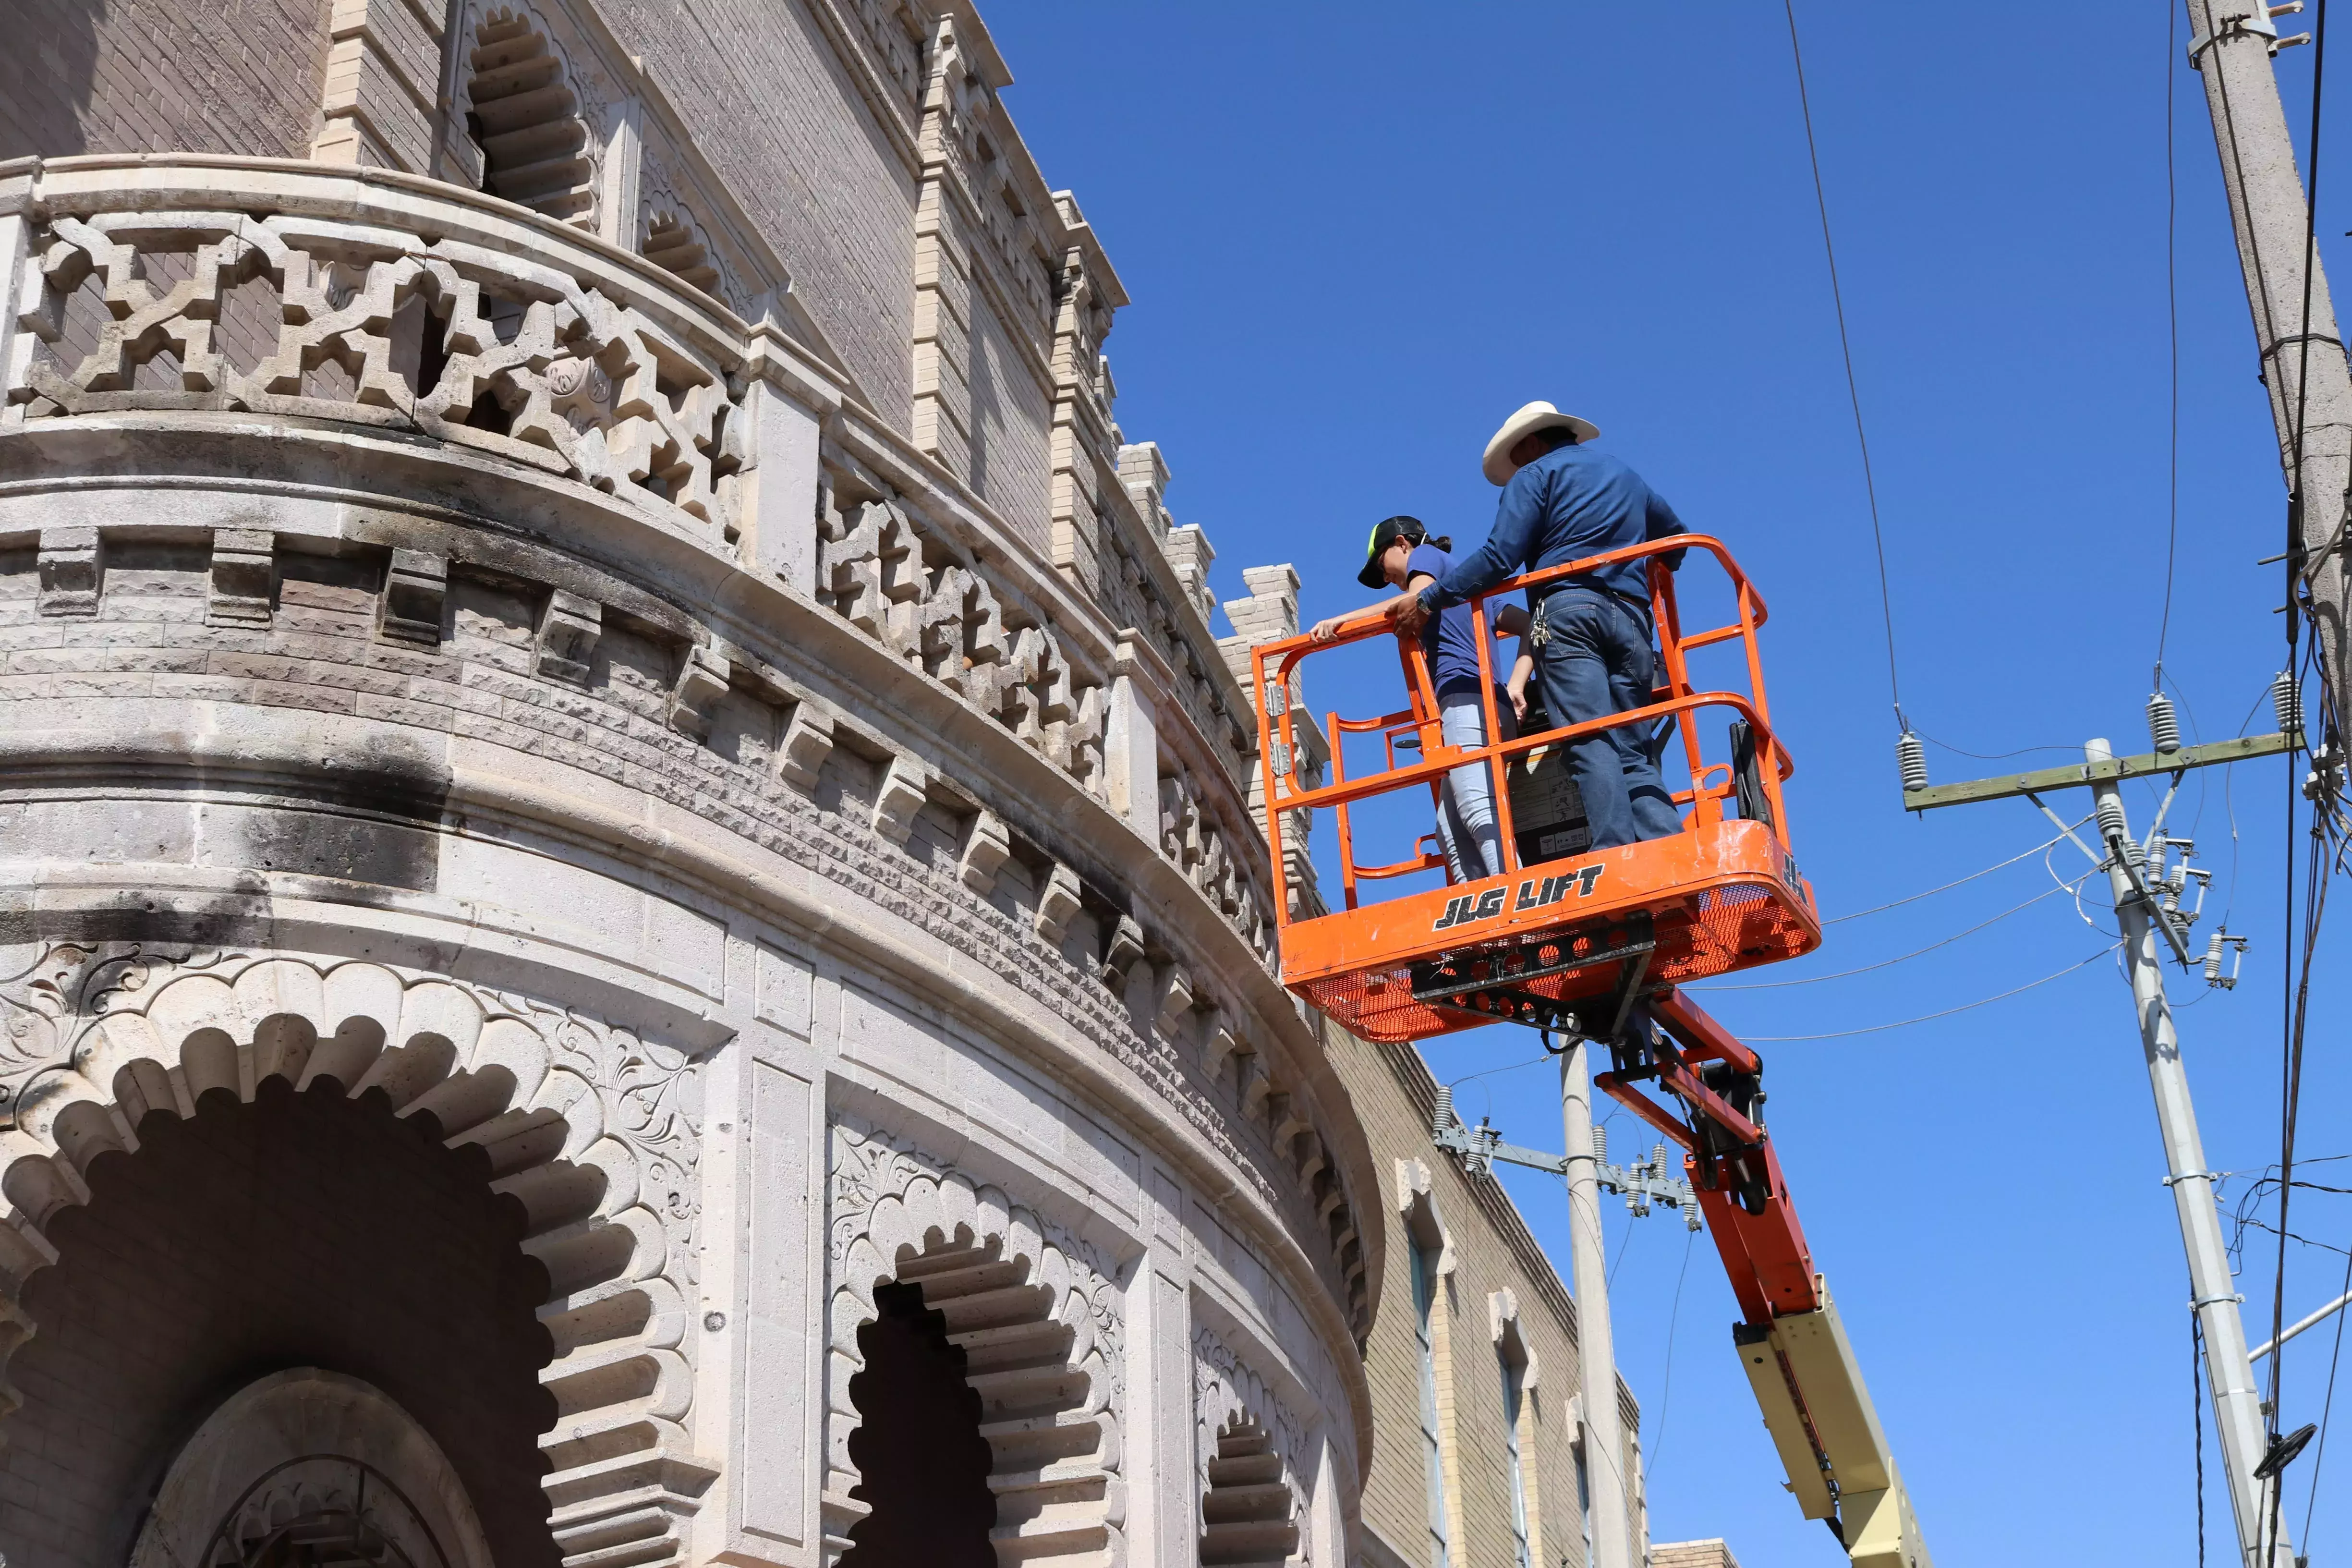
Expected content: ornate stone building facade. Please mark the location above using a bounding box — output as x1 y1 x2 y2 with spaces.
0 3 1659 1567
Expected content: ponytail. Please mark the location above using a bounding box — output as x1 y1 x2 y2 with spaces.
1428 534 1454 552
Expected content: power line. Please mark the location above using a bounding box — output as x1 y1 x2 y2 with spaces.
1690 874 2088 990
2158 0 2182 684
1738 943 2119 1041
1823 820 2090 924
2300 1227 2352 1544
1782 0 1903 729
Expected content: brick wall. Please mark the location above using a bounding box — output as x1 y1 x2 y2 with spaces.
1653 1539 1742 1568
590 0 921 424
1330 1019 1641 1568
1 0 332 161
0 1080 556 1567
970 292 1055 555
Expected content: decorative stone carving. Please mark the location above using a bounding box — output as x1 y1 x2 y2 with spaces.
1202 1012 1242 1085
825 1115 1125 1567
778 701 837 792
1154 964 1194 1038
35 525 100 618
1192 1324 1310 1566
667 642 732 737
0 942 711 1568
10 194 745 541
1099 915 1146 987
958 808 1010 892
378 549 448 646
129 1369 496 1568
206 528 274 628
534 589 603 684
869 754 930 846
814 490 1109 807
1035 862 1083 945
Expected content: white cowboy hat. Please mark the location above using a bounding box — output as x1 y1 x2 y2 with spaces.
1481 401 1600 486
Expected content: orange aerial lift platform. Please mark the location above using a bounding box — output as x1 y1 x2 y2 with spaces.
1251 538 1932 1568
1254 535 1822 1045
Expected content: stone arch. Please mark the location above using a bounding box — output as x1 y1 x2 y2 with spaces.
637 167 739 312
456 3 600 227
128 1367 497 1568
826 1116 1126 1568
1198 1416 1297 1568
0 944 709 1568
1193 1325 1309 1568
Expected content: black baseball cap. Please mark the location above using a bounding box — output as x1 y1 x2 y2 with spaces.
1357 515 1427 589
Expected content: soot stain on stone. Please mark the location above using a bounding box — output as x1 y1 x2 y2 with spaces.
217 730 451 895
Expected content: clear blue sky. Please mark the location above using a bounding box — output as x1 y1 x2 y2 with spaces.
981 3 2349 1561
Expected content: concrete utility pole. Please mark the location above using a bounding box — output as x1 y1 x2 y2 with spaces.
1558 1038 1635 1568
2087 739 2292 1568
2187 0 2352 717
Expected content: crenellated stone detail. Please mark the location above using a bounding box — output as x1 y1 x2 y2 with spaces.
825 1115 1126 1568
816 488 1109 802
6 193 747 545
0 942 714 1568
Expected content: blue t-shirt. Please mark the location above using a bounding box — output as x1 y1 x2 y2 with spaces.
1406 544 1485 700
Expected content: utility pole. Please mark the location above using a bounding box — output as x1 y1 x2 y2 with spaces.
2086 739 2291 1568
1430 1059 1701 1568
1900 721 2298 1568
1560 1037 1636 1568
2186 0 2351 716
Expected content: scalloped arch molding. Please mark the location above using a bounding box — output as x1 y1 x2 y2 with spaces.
0 941 711 1568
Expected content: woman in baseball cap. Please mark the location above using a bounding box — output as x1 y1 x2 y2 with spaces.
1309 516 1532 883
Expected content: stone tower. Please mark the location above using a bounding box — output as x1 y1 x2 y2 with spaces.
0 3 1379 1564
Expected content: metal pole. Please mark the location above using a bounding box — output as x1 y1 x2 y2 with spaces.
1559 1037 1634 1568
2087 739 2291 1568
2186 0 2352 716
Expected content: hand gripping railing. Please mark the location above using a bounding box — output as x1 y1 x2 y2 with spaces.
1250 535 1794 926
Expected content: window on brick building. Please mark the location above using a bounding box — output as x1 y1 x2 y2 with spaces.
1410 1239 1449 1568
1500 1348 1534 1568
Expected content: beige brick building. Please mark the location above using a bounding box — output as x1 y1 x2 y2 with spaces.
1328 1023 1644 1568
0 2 1695 1566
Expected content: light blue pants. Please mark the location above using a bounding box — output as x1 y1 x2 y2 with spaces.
1433 692 1511 882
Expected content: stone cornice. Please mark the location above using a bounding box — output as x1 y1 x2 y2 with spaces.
0 412 1385 1383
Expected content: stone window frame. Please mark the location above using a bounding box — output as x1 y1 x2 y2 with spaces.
1395 1157 1460 1568
1489 1288 1544 1568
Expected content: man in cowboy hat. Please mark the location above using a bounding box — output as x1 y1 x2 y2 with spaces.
1392 401 1687 850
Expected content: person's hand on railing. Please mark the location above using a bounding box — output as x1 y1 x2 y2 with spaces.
1387 590 1431 635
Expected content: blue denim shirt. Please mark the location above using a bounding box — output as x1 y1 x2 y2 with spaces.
1420 444 1686 613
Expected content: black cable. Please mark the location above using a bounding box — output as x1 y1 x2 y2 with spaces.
2194 1314 2208 1568
2158 0 2182 685
2267 0 2329 1503
2300 1224 2352 1544
1782 0 1903 730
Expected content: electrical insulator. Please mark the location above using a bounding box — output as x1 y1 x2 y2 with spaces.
2275 670 2304 738
1431 1084 1453 1140
2096 790 2130 846
1898 729 1928 792
2202 932 2225 985
1652 1143 1669 1179
1593 1124 1607 1167
2148 691 2182 754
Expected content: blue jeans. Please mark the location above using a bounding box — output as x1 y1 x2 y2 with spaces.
1433 691 1515 881
1534 587 1682 849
